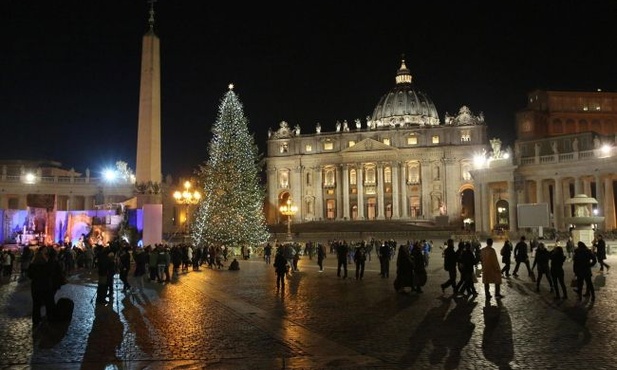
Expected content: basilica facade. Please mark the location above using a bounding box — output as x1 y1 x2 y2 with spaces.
264 61 617 236
265 59 489 229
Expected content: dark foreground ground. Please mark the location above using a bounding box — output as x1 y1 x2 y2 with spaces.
0 239 615 370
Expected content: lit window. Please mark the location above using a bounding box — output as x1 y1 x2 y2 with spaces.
280 142 289 153
596 106 601 111
324 141 334 150
384 167 392 183
305 144 312 152
383 138 391 145
350 169 357 185
460 130 470 142
407 136 418 145
583 106 589 111
432 135 440 144
348 140 355 147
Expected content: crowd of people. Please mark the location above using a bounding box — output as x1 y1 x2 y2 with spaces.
5 231 611 327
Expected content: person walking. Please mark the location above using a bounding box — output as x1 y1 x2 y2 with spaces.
457 242 478 297
317 243 326 272
27 247 55 326
532 242 553 293
263 243 273 265
500 238 513 277
411 242 427 293
565 236 575 261
595 234 610 273
440 239 458 294
513 236 532 277
118 245 132 293
133 247 148 291
353 243 367 280
573 241 597 302
550 245 567 299
379 242 391 278
394 244 414 293
336 241 349 279
480 238 504 299
273 249 288 290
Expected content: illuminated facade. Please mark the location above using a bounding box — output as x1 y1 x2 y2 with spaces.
265 59 489 228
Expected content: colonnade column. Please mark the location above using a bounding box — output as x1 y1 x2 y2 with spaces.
535 179 543 203
400 162 408 218
315 167 323 220
357 164 365 219
574 177 583 195
553 177 563 230
377 163 385 220
342 164 350 220
421 161 431 218
292 166 302 221
336 165 343 220
605 177 616 230
476 182 489 233
391 164 400 219
583 178 592 197
508 180 517 231
595 173 604 230
563 179 572 218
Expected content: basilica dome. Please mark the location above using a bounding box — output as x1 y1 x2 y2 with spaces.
368 58 440 129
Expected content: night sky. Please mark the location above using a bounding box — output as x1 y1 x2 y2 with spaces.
2 1 617 179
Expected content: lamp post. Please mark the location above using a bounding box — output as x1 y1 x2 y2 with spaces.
279 197 298 240
173 181 201 237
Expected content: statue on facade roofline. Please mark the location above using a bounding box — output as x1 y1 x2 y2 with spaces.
316 122 321 134
355 118 361 129
294 124 301 136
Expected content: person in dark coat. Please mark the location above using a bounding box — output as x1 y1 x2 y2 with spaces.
594 234 610 273
550 246 567 299
133 247 148 291
457 242 478 297
96 248 116 305
411 242 427 293
379 243 391 278
317 243 326 272
573 241 597 301
513 236 532 277
440 239 458 294
394 244 414 293
336 241 349 279
273 249 288 290
500 239 513 277
532 242 553 292
27 247 55 326
353 243 367 280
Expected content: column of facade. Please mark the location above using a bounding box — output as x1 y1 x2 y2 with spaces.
595 173 604 217
376 163 385 219
268 169 279 222
391 163 400 219
535 178 543 203
477 182 489 233
421 161 431 218
604 177 616 230
508 180 517 231
553 177 563 230
574 176 583 195
583 177 592 196
292 166 302 222
314 167 323 220
400 162 408 218
342 164 350 220
563 179 572 218
357 164 365 219
336 165 343 220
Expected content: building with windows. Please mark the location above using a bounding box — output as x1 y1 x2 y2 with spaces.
265 59 489 229
265 61 617 237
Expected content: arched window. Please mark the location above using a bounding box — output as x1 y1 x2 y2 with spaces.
365 166 376 185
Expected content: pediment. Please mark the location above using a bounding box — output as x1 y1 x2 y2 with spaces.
341 138 398 153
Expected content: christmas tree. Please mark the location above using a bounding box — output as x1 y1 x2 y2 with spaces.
191 84 270 249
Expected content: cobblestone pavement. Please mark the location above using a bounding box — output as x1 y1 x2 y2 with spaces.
1 240 616 370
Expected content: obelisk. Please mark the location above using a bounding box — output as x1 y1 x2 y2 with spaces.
135 0 162 246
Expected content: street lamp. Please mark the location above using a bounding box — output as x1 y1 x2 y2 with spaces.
279 197 298 240
173 181 201 235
